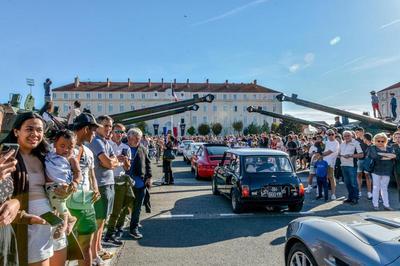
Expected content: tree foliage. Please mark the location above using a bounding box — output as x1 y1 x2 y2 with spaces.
134 121 147 134
277 120 302 135
232 121 243 134
197 123 211 136
260 121 270 133
247 122 260 135
187 126 196 136
271 122 280 133
211 122 223 136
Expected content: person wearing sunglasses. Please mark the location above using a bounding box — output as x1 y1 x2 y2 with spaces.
367 133 396 211
392 131 400 208
338 131 364 205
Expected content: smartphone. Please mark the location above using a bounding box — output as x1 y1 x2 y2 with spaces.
121 148 128 156
40 211 64 226
0 143 19 158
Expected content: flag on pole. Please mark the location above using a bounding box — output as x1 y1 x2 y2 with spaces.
171 86 178 102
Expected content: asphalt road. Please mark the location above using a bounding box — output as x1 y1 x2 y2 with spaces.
111 156 400 266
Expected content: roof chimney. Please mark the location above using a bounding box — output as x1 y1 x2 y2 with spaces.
206 78 210 89
148 78 151 88
225 79 229 88
253 79 257 85
173 78 176 88
186 78 190 88
74 76 80 88
128 78 131 88
106 78 110 87
161 78 164 89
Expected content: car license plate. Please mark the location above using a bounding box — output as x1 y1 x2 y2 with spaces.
262 186 283 198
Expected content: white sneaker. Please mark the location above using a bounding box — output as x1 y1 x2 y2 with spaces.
331 194 336 200
359 192 362 198
305 185 312 193
367 192 372 200
93 256 105 266
338 181 344 185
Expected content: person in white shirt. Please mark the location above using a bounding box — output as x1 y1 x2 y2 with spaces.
339 131 364 204
67 100 82 125
322 129 340 200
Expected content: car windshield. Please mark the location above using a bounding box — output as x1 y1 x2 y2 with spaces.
206 146 228 155
244 156 292 173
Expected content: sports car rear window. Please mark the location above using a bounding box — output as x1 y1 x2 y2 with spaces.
206 146 228 155
244 156 292 173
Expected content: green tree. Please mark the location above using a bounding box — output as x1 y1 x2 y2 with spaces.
260 121 270 133
271 122 280 133
232 121 243 134
277 120 302 135
247 122 260 135
134 121 147 134
187 126 196 136
211 123 223 136
197 123 211 136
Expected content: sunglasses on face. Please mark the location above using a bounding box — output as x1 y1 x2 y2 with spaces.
327 133 334 136
376 140 385 143
344 135 351 137
113 130 124 134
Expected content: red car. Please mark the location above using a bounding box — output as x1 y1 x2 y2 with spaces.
191 144 229 179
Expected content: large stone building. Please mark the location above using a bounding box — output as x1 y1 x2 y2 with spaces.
377 81 400 118
52 77 282 135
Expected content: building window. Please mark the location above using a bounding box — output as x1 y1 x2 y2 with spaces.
203 105 207 112
98 93 102 99
131 105 135 111
131 93 135 99
233 94 237 100
109 104 113 113
213 105 217 112
53 93 57 99
223 94 227 100
63 93 68 99
193 116 197 125
97 104 103 113
203 116 207 123
244 94 248 100
120 104 124 112
109 93 113 99
141 94 145 99
63 103 68 113
86 93 90 99
154 92 158 97
75 93 80 99
234 106 238 112
120 93 124 99
223 105 227 111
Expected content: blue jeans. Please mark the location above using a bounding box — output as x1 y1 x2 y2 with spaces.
341 166 358 201
392 105 397 119
130 187 145 231
317 176 328 201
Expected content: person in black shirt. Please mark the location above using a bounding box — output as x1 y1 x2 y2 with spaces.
355 128 372 200
287 135 298 171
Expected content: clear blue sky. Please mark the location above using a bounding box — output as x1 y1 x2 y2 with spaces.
1 0 400 122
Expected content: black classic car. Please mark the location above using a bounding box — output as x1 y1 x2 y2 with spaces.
212 148 304 213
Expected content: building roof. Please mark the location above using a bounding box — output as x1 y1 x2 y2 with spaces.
52 80 280 94
378 81 400 93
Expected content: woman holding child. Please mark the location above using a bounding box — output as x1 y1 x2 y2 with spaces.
2 112 68 265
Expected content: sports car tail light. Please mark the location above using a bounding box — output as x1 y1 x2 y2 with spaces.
242 185 250 198
298 183 304 196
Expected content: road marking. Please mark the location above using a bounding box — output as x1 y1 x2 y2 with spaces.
159 214 194 218
219 213 255 216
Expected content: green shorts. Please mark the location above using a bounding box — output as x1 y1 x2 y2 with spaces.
94 185 115 220
69 208 97 235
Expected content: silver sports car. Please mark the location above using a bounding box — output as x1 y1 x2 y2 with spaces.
285 212 400 266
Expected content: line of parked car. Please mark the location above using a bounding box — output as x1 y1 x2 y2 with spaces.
177 140 400 265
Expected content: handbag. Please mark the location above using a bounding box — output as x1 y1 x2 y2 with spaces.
66 147 94 210
163 149 176 161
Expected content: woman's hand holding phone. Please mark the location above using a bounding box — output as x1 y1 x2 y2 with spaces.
0 150 17 181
